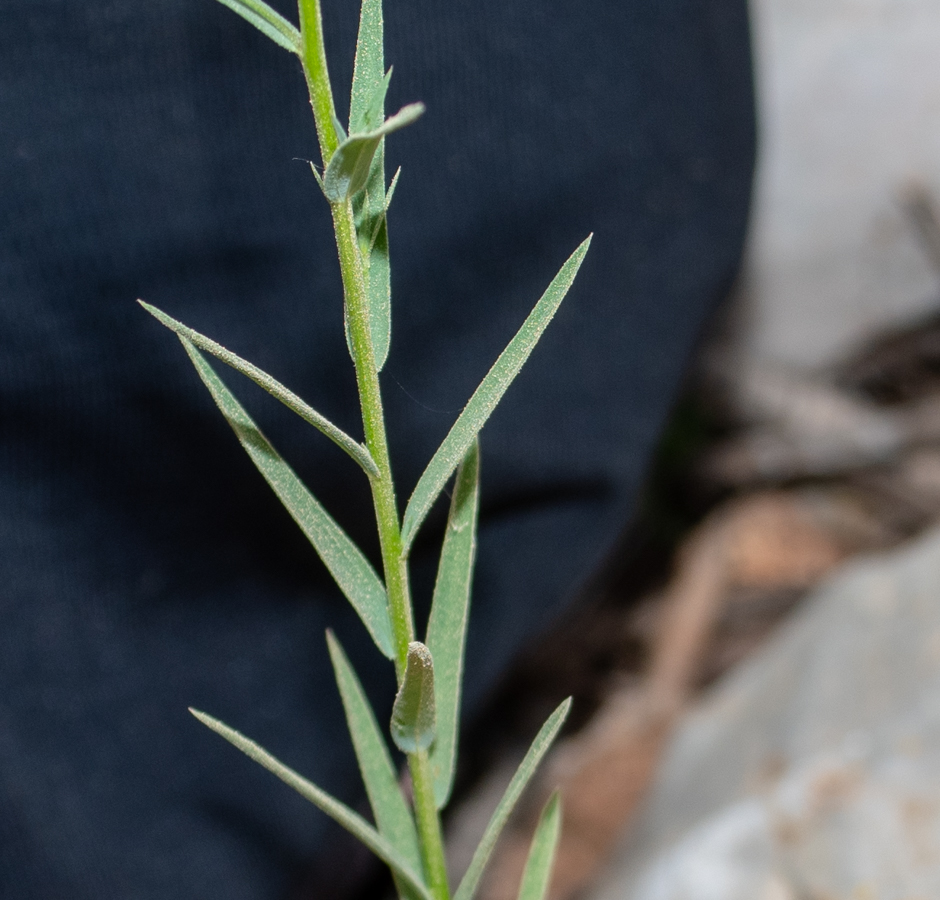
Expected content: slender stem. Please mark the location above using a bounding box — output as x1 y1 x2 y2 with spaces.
296 4 451 897
331 199 414 673
298 0 340 164
409 751 451 900
333 157 451 900
297 0 414 674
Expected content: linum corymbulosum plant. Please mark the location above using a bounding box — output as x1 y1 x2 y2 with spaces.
140 0 590 897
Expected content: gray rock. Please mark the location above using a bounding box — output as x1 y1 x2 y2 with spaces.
742 0 940 369
590 526 940 900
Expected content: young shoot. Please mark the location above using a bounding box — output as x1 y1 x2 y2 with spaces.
142 0 590 897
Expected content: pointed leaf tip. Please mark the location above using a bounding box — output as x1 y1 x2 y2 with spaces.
324 103 425 203
517 792 563 900
176 339 393 658
188 708 432 900
391 642 437 754
454 698 571 900
138 301 378 477
212 0 301 53
326 632 423 876
402 237 591 550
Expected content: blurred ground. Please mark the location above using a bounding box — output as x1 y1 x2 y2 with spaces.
449 296 940 900
443 0 940 896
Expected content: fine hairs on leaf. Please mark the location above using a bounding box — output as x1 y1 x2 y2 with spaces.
401 236 592 552
326 631 424 896
189 709 433 900
179 338 394 659
139 302 377 476
213 0 301 53
323 103 425 203
160 0 594 896
454 699 572 900
390 641 437 754
347 0 393 370
426 440 480 809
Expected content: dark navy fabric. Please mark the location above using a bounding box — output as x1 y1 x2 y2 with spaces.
0 0 754 896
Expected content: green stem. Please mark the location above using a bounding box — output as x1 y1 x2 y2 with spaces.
409 750 451 900
297 0 413 674
296 3 451 897
331 199 414 673
297 0 340 164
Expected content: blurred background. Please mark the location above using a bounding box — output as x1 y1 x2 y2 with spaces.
2 0 940 898
479 1 940 898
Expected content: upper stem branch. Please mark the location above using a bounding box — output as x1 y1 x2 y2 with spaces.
297 0 340 164
296 4 451 897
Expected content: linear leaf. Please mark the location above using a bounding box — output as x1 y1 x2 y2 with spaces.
350 0 386 135
323 103 425 203
390 642 437 754
326 631 423 879
353 158 400 372
365 213 392 369
401 237 591 551
379 167 402 229
426 440 479 808
348 0 396 371
179 338 394 658
517 792 562 900
309 162 326 195
212 0 301 53
361 70 393 136
190 709 431 900
140 302 377 477
454 699 572 900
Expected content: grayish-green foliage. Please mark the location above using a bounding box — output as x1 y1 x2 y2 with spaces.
517 792 562 900
326 631 425 899
179 338 394 658
401 236 592 552
391 642 437 754
454 699 572 900
349 0 393 369
141 302 377 476
212 0 301 53
323 104 424 203
426 441 480 809
161 0 591 895
189 709 433 900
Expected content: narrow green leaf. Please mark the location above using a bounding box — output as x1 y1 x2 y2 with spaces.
348 0 396 374
390 642 437 754
426 440 480 809
332 114 348 144
361 69 393 135
365 214 392 369
212 0 301 53
323 103 425 203
517 792 562 900
326 631 423 877
352 160 400 372
350 0 388 135
140 302 378 477
190 709 432 900
309 162 326 195
401 237 592 552
351 21 391 361
370 166 402 253
179 338 394 658
454 698 572 900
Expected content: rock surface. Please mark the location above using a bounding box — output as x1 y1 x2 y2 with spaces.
743 0 940 368
589 525 940 900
